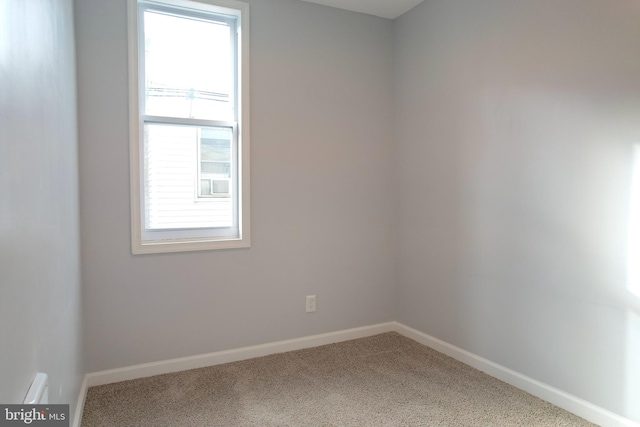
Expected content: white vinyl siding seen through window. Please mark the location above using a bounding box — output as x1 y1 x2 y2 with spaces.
128 0 250 254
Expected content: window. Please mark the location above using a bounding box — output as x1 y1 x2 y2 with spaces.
128 0 250 254
199 127 232 198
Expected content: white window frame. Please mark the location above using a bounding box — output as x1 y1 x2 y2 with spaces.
128 0 250 254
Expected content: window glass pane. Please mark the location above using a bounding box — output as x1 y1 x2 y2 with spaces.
144 123 234 229
200 179 212 196
199 127 232 197
143 10 233 120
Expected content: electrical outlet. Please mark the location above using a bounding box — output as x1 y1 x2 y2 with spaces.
306 295 316 313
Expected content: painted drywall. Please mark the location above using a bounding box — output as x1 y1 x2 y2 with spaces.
76 0 395 372
394 0 640 421
0 0 84 418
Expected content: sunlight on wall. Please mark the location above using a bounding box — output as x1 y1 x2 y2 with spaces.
627 144 640 298
626 144 640 421
0 1 8 62
626 311 640 421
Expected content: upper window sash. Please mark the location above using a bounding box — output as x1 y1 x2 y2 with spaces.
138 2 238 123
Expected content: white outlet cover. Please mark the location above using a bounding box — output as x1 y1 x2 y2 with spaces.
306 295 316 312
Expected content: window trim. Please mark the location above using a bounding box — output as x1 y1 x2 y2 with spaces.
127 0 250 254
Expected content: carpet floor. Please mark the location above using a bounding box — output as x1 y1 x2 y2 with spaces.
81 332 595 426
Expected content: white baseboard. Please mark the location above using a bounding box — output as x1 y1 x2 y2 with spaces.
85 322 395 387
75 321 639 427
393 322 640 427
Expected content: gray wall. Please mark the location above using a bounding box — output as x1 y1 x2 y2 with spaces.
75 0 640 422
394 0 640 421
75 0 395 372
0 0 84 419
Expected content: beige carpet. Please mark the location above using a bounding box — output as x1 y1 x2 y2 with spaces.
82 332 595 426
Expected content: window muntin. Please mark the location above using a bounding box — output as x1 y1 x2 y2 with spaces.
129 0 249 253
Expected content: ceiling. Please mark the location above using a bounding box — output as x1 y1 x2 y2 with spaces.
297 0 425 19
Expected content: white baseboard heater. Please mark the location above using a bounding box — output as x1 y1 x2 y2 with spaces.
24 373 48 404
